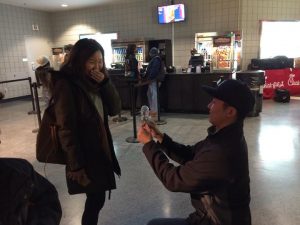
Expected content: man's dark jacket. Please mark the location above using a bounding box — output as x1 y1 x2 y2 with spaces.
0 158 62 225
145 56 162 80
143 121 251 225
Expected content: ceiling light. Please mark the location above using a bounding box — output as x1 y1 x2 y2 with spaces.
61 4 68 7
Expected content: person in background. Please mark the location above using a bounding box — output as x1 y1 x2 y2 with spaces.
0 111 62 225
125 44 141 80
145 47 162 120
188 48 204 72
63 44 74 65
138 79 254 225
0 90 3 143
0 90 4 101
48 38 121 225
0 91 3 143
35 55 51 86
125 44 142 114
35 55 52 104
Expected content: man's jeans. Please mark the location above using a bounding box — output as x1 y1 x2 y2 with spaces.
147 81 157 113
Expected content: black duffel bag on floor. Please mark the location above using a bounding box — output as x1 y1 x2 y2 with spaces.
273 88 290 103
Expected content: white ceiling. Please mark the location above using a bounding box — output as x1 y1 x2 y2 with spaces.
0 0 137 12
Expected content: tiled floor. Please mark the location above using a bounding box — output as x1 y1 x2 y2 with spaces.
0 98 299 225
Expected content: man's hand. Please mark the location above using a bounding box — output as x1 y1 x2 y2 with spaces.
137 124 153 144
144 120 164 143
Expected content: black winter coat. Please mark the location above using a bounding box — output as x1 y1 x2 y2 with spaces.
52 77 121 194
143 121 251 225
125 54 139 79
0 158 62 225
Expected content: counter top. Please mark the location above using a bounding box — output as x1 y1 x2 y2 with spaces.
109 71 233 76
165 71 233 76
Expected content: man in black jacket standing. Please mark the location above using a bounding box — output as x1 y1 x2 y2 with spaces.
138 79 255 225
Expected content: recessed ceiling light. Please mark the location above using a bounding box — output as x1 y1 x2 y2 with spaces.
61 4 68 7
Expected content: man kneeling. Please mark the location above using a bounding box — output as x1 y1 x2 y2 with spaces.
138 79 254 225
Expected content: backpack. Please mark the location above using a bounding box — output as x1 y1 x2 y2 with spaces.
273 88 290 103
36 71 74 165
36 97 66 164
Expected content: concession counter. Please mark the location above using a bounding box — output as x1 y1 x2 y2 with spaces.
109 71 231 114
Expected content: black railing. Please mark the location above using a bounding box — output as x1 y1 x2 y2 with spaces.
0 77 36 114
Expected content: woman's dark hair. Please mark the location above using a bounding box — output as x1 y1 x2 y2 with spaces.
125 44 136 59
61 38 108 80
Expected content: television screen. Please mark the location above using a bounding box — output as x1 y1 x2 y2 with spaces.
158 4 185 24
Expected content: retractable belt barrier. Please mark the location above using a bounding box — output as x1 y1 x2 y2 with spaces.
0 77 36 114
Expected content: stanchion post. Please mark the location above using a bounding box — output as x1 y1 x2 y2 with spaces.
155 80 167 125
32 82 41 133
27 77 37 115
126 82 139 143
111 75 127 123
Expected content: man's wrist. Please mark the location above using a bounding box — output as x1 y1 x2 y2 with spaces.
143 139 154 146
157 133 164 143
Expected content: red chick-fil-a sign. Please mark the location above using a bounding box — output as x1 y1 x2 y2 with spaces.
263 68 300 99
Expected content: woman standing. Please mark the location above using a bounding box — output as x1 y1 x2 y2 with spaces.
124 44 141 80
52 38 121 225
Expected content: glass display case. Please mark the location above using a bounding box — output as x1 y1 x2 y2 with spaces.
112 46 143 64
195 32 216 67
111 40 147 69
212 34 235 71
195 31 241 72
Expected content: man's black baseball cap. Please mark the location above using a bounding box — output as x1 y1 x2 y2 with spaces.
202 79 255 118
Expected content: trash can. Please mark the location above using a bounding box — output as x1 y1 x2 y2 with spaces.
236 70 265 117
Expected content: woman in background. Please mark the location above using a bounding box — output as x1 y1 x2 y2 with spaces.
125 44 143 114
51 38 121 225
125 43 141 80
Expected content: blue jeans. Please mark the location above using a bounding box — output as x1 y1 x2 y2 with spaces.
147 81 158 113
147 218 189 225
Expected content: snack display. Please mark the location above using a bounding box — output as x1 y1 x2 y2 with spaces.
212 36 235 71
195 32 242 71
214 46 231 69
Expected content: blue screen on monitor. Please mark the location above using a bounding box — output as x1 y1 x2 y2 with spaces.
158 4 185 24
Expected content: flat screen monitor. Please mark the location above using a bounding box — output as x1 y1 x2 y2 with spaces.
158 4 185 24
